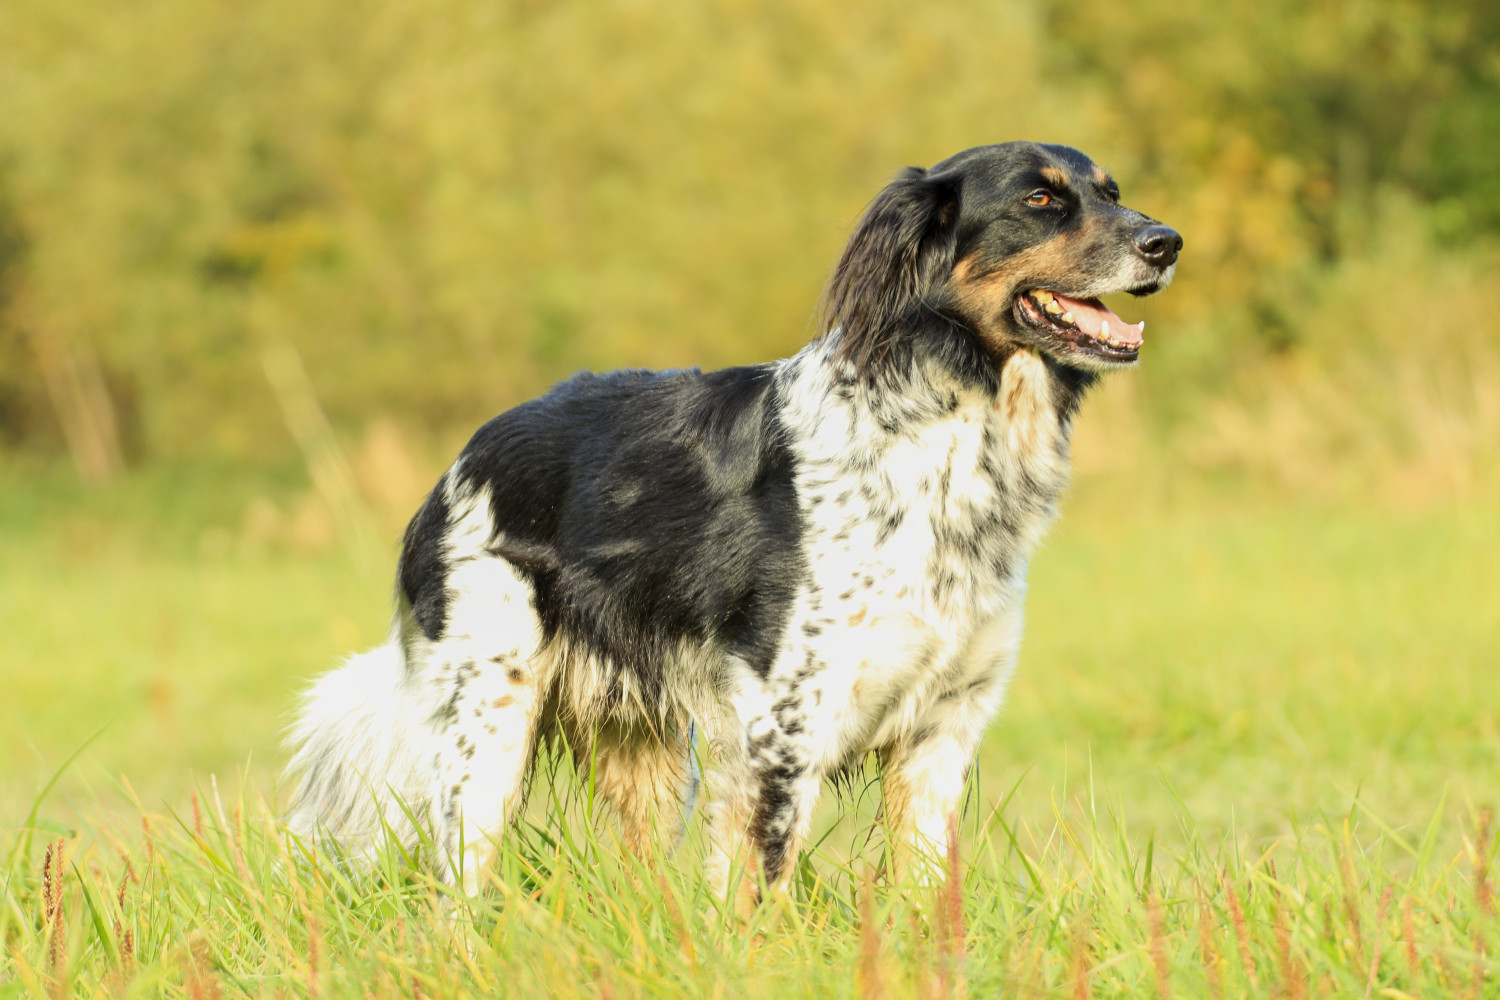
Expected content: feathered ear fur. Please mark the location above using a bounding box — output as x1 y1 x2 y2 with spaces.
820 166 961 374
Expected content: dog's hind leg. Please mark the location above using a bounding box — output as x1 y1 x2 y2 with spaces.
698 722 762 915
586 717 696 858
424 552 555 895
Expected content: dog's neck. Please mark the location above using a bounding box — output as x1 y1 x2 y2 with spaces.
780 330 1088 513
793 325 1094 444
774 331 1087 610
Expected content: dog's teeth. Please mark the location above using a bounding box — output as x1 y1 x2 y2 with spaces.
1033 290 1055 304
1045 301 1063 315
1101 320 1111 341
1138 321 1146 334
1061 311 1074 324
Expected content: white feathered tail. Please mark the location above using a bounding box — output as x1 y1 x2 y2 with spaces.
283 641 436 859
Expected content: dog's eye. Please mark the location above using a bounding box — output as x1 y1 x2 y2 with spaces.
1025 190 1053 207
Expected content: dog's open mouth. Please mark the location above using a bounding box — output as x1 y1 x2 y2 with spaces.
1015 290 1144 363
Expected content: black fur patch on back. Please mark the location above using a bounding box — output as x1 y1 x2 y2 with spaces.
432 364 806 697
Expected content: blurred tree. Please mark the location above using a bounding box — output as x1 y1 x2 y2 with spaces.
0 0 1494 483
0 165 124 482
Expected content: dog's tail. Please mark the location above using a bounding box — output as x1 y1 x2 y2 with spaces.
283 641 434 861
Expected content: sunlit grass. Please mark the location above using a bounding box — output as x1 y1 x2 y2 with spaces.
2 464 1497 995
3 0 1497 990
2 760 1495 997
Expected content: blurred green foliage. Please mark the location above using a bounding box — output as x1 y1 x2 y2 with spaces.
0 0 1496 493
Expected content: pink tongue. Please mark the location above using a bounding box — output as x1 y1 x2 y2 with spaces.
1053 293 1143 346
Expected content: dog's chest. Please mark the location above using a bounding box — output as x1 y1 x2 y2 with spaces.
785 351 1069 703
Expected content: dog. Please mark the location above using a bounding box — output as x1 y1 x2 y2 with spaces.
284 141 1180 908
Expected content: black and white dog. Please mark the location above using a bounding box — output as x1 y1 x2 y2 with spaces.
285 141 1180 907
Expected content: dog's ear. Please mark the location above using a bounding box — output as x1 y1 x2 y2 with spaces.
821 166 961 374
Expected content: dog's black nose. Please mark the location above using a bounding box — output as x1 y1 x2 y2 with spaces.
1134 225 1182 267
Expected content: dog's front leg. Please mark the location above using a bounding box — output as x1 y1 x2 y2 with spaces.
879 670 1011 886
702 685 827 916
879 604 1024 882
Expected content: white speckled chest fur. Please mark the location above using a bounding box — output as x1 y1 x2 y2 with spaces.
757 343 1065 760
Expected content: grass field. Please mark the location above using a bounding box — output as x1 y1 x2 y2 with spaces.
4 0 1499 991
2 460 1497 997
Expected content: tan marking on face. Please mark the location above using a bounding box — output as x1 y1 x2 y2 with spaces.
952 234 1087 350
953 191 1124 330
1041 166 1069 189
1092 164 1110 187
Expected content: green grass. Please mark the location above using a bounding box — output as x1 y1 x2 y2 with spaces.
3 757 1497 998
2 467 1497 996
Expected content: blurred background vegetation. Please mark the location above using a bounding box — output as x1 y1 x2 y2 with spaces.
0 0 1496 823
4 0 1498 495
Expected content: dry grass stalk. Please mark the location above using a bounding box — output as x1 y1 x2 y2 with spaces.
259 332 381 565
1364 885 1391 996
1147 887 1171 1000
24 311 124 486
231 806 250 883
910 905 936 1000
1273 894 1304 1000
140 815 156 864
1339 837 1365 969
283 832 320 998
42 838 68 986
857 880 884 1000
1069 919 1092 1000
1402 896 1419 977
1197 890 1223 1000
118 850 139 888
114 867 135 979
190 790 205 842
1221 870 1256 988
1434 942 1456 994
41 840 58 931
186 937 222 1000
936 814 967 1000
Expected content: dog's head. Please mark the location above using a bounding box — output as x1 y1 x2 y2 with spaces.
823 142 1180 375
